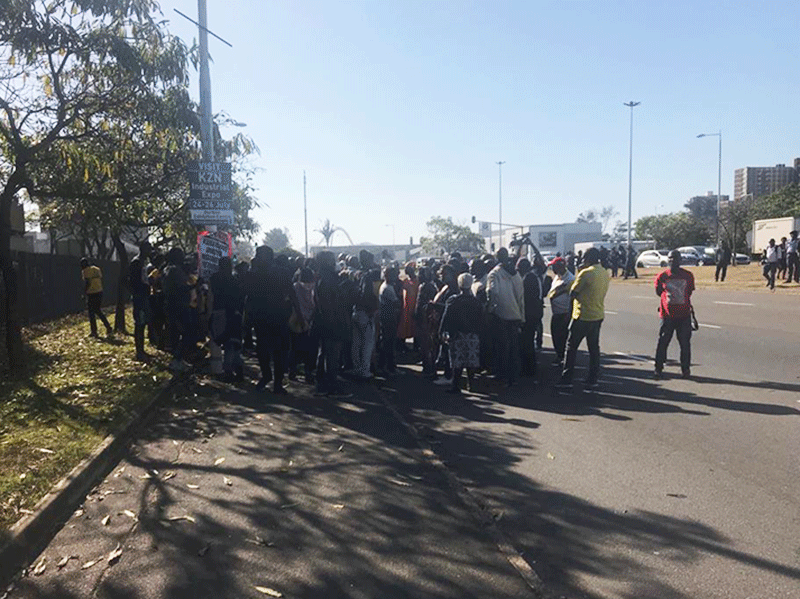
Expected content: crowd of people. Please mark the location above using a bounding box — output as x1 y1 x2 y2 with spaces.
79 237 622 395
761 230 799 290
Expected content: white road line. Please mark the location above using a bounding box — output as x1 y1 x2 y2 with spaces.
699 323 722 329
713 301 754 307
633 295 654 299
613 351 653 363
605 311 618 315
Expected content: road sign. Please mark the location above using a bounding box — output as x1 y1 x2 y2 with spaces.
478 221 492 237
197 230 232 278
187 162 232 225
190 209 235 225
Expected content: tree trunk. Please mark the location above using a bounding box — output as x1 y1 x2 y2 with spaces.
0 188 24 375
111 233 129 334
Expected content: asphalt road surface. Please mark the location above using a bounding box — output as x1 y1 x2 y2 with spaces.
388 278 800 599
11 276 800 599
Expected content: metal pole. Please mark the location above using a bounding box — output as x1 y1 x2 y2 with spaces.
198 0 214 162
303 171 308 257
717 130 722 246
497 161 505 250
624 101 640 249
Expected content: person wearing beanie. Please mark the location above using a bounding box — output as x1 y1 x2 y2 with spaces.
439 272 483 394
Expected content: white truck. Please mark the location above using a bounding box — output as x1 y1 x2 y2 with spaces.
751 217 800 255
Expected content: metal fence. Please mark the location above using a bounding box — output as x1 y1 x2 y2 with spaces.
1 252 121 327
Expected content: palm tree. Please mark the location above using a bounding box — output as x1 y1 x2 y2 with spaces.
316 218 353 246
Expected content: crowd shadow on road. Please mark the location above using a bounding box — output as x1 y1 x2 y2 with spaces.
380 349 800 599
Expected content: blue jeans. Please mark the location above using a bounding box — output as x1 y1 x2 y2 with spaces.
351 310 376 377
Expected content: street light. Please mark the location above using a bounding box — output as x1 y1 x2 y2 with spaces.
697 131 722 246
496 161 505 250
624 101 640 250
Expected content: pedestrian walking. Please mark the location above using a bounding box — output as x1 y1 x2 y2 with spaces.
785 230 799 283
654 250 695 379
80 257 113 339
762 238 780 290
715 242 731 282
556 248 610 390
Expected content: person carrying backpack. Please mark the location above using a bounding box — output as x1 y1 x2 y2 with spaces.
654 250 695 379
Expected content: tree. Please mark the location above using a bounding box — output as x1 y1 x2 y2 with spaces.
576 209 599 224
750 183 800 222
262 227 291 251
599 206 619 234
420 216 485 255
634 213 710 249
316 219 353 246
0 0 190 373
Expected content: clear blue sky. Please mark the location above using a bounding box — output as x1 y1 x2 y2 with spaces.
168 0 800 248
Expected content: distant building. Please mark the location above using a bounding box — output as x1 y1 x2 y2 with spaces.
733 160 799 202
689 191 730 210
308 243 418 264
481 222 602 257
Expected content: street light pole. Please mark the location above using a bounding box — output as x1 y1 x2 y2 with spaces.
697 130 723 246
497 161 505 251
624 101 640 250
303 171 308 257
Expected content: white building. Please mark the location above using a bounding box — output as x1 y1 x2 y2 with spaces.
483 222 603 256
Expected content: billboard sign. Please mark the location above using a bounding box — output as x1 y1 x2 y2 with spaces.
197 230 233 278
188 161 232 225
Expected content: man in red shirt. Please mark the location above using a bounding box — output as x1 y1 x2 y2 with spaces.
654 250 695 379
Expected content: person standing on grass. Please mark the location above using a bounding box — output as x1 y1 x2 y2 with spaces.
785 230 799 283
654 250 695 379
439 273 482 394
80 258 113 339
556 248 610 390
715 242 731 282
129 241 152 361
762 238 780 290
547 257 574 368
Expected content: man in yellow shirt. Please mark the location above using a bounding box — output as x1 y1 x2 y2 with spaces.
80 258 113 338
556 248 610 390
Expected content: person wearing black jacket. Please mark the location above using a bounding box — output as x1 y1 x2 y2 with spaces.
314 251 352 396
129 241 152 361
439 273 483 394
210 257 245 383
246 245 297 394
516 257 541 378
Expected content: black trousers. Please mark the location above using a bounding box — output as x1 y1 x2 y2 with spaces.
87 292 111 336
550 312 570 363
255 320 289 386
520 321 538 376
561 319 602 383
655 316 692 372
715 261 728 282
786 253 799 282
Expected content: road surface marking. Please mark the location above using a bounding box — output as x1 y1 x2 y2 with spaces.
633 295 654 299
605 311 618 315
713 301 754 306
614 351 653 363
699 323 721 329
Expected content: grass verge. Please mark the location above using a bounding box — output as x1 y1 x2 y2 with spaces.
612 263 800 292
0 310 171 531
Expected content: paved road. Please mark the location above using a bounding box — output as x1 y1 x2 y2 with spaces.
388 279 800 599
12 277 800 599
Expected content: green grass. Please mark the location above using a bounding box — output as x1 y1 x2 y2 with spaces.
0 311 171 531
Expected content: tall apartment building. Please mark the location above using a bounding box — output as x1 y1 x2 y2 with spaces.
733 160 798 201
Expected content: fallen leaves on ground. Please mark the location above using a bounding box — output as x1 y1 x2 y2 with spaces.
547 453 556 460
32 557 47 576
254 586 283 597
101 515 111 526
81 558 100 570
167 514 196 523
107 544 123 564
214 457 225 466
223 476 233 486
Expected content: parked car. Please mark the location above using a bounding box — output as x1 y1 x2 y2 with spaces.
734 253 751 265
673 247 701 266
636 249 671 268
685 245 716 265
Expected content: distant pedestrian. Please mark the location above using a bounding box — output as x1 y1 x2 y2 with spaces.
654 250 695 379
785 230 799 283
129 241 152 361
80 258 113 339
377 264 402 376
762 238 780 290
556 248 610 390
516 257 541 378
777 237 788 280
624 245 638 279
715 242 731 282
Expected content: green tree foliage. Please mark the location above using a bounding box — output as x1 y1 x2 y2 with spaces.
684 195 717 236
420 216 485 255
262 227 291 251
750 183 800 221
634 212 710 249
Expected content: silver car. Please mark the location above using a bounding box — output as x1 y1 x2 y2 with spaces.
636 249 671 268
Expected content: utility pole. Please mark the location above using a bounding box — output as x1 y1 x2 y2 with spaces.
198 0 214 162
303 171 309 257
624 101 640 249
497 161 505 251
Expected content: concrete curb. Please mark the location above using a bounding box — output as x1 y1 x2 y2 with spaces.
0 375 182 588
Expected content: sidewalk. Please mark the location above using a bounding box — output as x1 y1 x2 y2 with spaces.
11 369 539 599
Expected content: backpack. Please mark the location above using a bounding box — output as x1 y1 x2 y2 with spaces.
354 269 379 314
